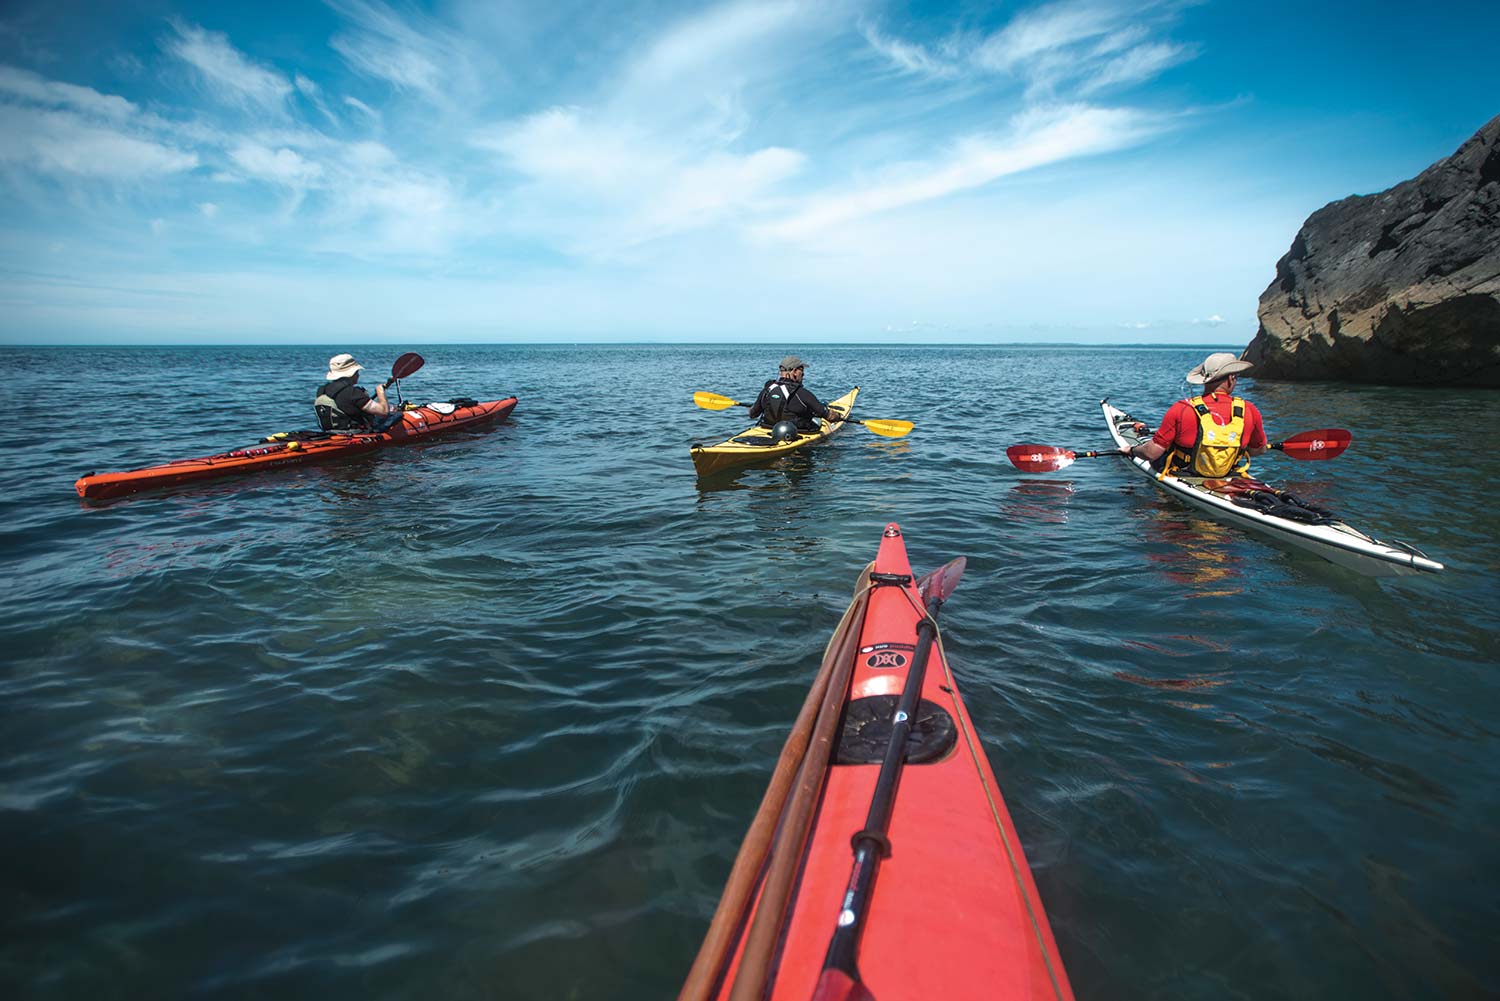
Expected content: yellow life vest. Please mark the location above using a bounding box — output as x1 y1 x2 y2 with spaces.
1164 396 1251 478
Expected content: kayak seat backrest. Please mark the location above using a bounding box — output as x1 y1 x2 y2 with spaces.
834 695 957 765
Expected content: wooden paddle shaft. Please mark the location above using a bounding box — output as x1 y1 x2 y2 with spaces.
728 573 872 1001
678 564 873 1001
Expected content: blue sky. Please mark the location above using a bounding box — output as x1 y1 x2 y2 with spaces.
0 0 1495 344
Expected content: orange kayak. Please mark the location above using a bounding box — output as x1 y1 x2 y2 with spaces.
75 397 517 500
681 523 1072 1001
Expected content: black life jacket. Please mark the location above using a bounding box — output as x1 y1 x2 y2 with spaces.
314 377 370 431
758 379 818 430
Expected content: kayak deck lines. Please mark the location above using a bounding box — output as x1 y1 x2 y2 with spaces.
1101 399 1443 575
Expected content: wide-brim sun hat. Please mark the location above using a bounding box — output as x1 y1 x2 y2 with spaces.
779 354 807 370
1187 352 1253 384
326 353 363 380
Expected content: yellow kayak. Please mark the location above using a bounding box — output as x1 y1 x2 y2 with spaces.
690 387 859 478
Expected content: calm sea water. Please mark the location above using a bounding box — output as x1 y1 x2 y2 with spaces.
1 344 1496 1001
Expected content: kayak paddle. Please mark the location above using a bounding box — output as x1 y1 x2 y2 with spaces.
1004 444 1119 472
1270 428 1351 459
691 390 914 439
813 556 965 1001
1006 428 1353 472
384 352 424 409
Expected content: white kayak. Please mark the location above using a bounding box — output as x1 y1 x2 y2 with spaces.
1101 400 1444 576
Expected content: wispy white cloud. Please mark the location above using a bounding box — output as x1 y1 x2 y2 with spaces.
478 108 654 189
0 65 137 120
343 95 380 122
316 170 460 256
476 105 804 252
644 147 804 232
974 1 1119 73
864 0 1195 97
294 72 340 126
0 104 198 179
166 22 294 110
759 104 1157 240
624 0 805 89
1079 40 1193 95
858 22 959 79
228 142 324 187
328 0 459 98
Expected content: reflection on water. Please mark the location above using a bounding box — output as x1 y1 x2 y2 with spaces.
1115 670 1230 689
1142 511 1246 594
1003 480 1076 524
692 440 828 495
860 438 912 457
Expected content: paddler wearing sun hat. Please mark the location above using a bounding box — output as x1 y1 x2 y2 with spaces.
314 353 398 432
1120 351 1270 478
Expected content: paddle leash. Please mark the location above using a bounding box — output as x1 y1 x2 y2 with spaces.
812 557 966 1001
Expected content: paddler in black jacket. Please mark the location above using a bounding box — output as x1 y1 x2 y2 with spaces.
314 353 398 432
748 355 836 433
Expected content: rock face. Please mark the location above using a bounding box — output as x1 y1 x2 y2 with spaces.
1243 115 1500 387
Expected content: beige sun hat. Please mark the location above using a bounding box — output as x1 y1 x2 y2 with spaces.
1187 352 1253 384
779 354 807 370
326 353 363 380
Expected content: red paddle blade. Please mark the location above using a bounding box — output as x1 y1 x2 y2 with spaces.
1277 428 1351 460
391 352 425 380
811 969 876 1001
1006 444 1076 472
916 556 966 604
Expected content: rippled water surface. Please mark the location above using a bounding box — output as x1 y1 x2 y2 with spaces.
2 344 1496 1000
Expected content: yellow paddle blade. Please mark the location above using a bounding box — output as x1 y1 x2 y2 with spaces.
860 417 913 438
693 391 743 411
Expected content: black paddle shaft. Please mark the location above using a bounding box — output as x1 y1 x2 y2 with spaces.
821 593 944 979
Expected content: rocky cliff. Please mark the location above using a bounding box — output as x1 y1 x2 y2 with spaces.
1243 115 1500 386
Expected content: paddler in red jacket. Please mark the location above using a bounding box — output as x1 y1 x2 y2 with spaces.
1121 352 1269 478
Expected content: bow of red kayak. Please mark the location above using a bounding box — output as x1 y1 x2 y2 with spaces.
683 523 1072 1001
